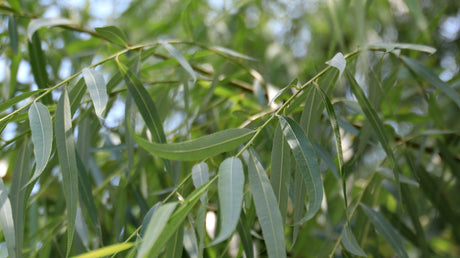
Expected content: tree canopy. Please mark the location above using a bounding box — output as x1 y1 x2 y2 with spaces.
1 0 460 257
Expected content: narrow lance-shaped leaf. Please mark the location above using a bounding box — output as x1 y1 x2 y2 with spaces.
279 115 323 224
28 33 52 104
401 56 460 109
270 123 291 224
82 68 108 119
248 149 286 258
148 178 217 257
341 225 367 257
95 26 128 47
137 202 178 258
361 204 408 258
55 88 79 256
26 102 53 187
160 41 197 82
211 157 244 245
0 178 15 258
27 17 75 41
71 242 134 258
8 16 18 54
210 46 257 61
164 223 184 258
130 126 254 161
10 140 30 258
0 90 43 113
367 43 436 54
192 162 209 202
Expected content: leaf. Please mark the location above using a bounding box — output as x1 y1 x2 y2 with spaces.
341 225 367 257
28 33 52 104
71 242 134 258
270 123 291 224
268 78 297 106
95 26 128 47
0 178 15 258
247 149 286 258
401 56 460 109
26 102 52 187
211 157 244 245
82 68 108 119
69 78 87 116
278 115 323 223
0 90 43 113
367 43 436 54
210 46 257 60
236 211 254 258
131 128 254 161
191 162 209 203
361 204 408 258
148 178 216 256
160 41 197 82
326 52 346 77
164 223 184 258
55 88 79 256
27 17 75 41
9 139 30 258
137 202 178 258
8 16 18 54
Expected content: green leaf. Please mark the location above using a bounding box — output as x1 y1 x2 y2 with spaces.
0 178 15 258
26 102 52 187
236 211 254 258
268 78 297 106
368 43 436 54
211 157 244 245
69 78 86 116
55 88 79 256
326 52 346 77
210 46 256 61
191 162 209 202
148 178 216 256
71 242 134 258
131 128 254 161
28 33 52 104
341 225 366 257
8 16 18 54
270 123 291 224
361 204 408 258
27 17 75 41
401 56 460 109
164 223 184 258
10 139 30 258
137 202 178 258
95 26 128 47
0 90 43 113
278 115 323 224
247 149 286 258
82 68 108 119
160 41 197 82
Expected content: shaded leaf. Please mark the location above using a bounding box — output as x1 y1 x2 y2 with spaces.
326 52 346 77
268 78 297 106
401 56 460 109
211 157 244 245
28 33 52 104
131 128 254 161
71 242 134 258
95 26 128 47
279 115 323 223
55 88 79 256
236 211 254 258
361 204 408 258
69 78 87 116
164 223 184 258
160 41 197 82
247 149 286 258
8 16 18 54
341 225 366 257
82 68 108 119
0 178 15 258
137 202 178 258
27 17 75 41
26 102 52 187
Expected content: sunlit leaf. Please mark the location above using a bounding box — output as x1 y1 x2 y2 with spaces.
0 178 15 258
361 204 408 258
137 202 178 258
279 115 323 223
326 52 346 77
27 17 75 41
191 162 209 203
95 26 128 47
71 242 134 258
247 149 286 258
211 157 244 245
210 46 257 61
82 68 108 119
341 225 366 257
26 102 52 187
131 128 254 161
268 78 297 106
55 88 79 256
160 41 197 82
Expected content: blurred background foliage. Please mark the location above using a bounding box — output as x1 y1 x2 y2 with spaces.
1 0 460 257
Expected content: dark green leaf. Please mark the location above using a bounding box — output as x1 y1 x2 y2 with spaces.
341 225 366 257
8 16 18 54
0 178 15 258
28 33 52 104
95 26 128 47
164 223 184 258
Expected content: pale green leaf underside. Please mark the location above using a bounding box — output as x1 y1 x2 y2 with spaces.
82 68 108 119
279 115 323 224
27 102 53 186
192 162 209 203
131 128 254 161
160 41 197 82
326 52 346 77
211 157 244 245
0 178 16 258
341 225 367 257
27 17 75 41
248 149 286 258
